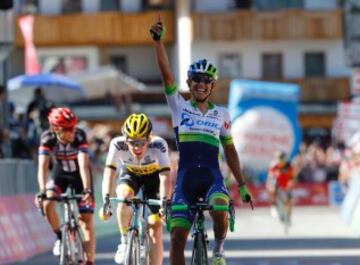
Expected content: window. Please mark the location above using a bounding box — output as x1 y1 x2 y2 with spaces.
218 54 242 79
233 0 252 9
255 0 303 11
142 0 174 10
40 55 88 74
62 0 82 14
110 55 128 74
262 53 283 79
100 0 120 11
19 0 39 15
305 52 325 77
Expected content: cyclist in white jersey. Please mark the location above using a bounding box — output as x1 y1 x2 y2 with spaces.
100 113 171 265
150 21 253 265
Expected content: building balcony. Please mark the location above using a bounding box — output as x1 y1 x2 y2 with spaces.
193 9 342 41
15 9 342 47
15 10 175 47
212 77 350 104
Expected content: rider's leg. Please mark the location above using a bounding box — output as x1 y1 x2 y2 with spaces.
209 194 229 255
148 214 163 265
268 190 276 205
170 227 189 265
285 191 293 222
44 190 61 234
79 213 95 262
116 184 135 242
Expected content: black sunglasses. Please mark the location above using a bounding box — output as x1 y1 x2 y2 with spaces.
126 139 148 147
191 75 214 84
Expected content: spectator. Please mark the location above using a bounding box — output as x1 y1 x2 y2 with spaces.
8 103 32 159
26 87 55 131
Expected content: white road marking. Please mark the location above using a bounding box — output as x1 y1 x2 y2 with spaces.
95 248 360 260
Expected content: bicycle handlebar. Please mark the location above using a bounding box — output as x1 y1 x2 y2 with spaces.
110 197 162 207
170 204 229 212
167 200 235 232
44 193 84 202
36 193 84 217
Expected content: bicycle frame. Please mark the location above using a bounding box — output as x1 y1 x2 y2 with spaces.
60 194 85 265
191 203 210 265
169 200 235 265
110 196 162 265
39 190 85 265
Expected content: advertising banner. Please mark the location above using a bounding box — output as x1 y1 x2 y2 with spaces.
228 80 301 182
228 183 329 207
0 194 53 264
334 100 360 146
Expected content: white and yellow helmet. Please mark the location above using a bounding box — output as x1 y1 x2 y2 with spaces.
122 113 152 139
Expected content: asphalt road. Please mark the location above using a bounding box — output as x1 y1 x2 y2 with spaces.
11 206 360 265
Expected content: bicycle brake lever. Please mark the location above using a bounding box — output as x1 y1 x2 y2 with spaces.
249 199 254 210
245 195 254 210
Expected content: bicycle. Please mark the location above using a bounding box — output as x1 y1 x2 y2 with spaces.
274 187 292 234
38 189 86 265
105 195 162 265
166 198 235 265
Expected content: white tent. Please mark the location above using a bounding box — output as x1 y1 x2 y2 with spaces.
67 65 146 99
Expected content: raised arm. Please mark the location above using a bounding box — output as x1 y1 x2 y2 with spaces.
150 22 174 86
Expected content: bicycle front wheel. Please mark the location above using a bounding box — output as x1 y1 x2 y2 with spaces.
60 225 75 265
191 232 208 265
73 228 85 264
125 229 140 265
140 234 150 265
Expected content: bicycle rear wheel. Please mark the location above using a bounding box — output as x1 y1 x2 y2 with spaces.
191 232 209 265
125 229 140 265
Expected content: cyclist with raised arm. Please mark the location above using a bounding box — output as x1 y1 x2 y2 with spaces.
266 151 295 220
35 107 95 265
100 113 171 265
150 21 252 265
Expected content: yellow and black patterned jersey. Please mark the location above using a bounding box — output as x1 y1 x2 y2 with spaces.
105 135 170 176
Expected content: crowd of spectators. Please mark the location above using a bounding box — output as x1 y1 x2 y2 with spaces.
0 87 53 159
292 141 344 184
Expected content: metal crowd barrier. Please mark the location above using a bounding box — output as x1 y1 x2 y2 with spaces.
0 159 38 196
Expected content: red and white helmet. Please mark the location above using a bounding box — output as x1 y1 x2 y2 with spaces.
48 107 77 129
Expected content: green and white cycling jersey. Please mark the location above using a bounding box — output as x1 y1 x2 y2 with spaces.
165 83 233 169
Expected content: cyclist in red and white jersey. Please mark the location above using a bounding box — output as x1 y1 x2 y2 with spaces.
266 151 294 218
35 107 95 265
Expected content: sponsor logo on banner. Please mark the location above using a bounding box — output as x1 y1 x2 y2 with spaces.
232 107 293 172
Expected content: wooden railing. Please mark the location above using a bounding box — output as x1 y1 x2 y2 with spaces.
15 11 174 47
211 77 350 104
193 9 342 40
15 9 342 47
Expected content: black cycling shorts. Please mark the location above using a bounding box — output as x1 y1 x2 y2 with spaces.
46 172 95 214
118 169 160 214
